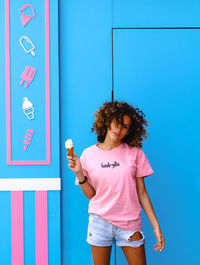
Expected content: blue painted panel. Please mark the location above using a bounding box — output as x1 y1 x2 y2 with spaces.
48 191 61 265
113 0 200 27
24 191 36 265
59 0 114 264
0 192 11 265
0 0 60 264
113 28 200 265
0 0 60 178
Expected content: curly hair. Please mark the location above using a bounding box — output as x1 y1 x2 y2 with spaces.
92 101 150 148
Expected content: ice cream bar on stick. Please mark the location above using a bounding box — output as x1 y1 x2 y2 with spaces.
65 139 74 158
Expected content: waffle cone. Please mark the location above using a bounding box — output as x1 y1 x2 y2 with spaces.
67 147 74 157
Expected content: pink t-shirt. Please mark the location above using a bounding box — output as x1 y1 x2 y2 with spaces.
75 142 154 231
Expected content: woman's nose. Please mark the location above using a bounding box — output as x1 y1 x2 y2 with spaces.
116 124 122 131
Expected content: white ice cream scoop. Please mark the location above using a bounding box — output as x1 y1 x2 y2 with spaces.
65 139 73 149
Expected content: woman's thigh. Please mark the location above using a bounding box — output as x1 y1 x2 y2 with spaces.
90 245 112 265
121 244 146 265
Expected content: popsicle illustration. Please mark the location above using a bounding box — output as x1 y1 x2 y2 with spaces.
20 66 36 88
24 129 34 150
20 36 35 56
19 4 35 27
22 97 35 120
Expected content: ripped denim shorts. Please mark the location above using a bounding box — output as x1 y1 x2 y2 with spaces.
86 214 145 247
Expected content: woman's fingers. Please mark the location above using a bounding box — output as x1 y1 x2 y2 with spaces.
66 153 82 174
68 158 75 165
153 226 165 252
154 237 165 252
154 244 161 252
73 153 77 157
67 154 74 160
66 154 75 167
73 153 79 160
153 230 165 252
67 153 78 161
68 160 75 166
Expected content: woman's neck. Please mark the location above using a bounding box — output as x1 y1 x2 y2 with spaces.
98 135 121 150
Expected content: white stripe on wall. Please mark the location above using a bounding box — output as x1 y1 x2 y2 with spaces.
0 178 61 191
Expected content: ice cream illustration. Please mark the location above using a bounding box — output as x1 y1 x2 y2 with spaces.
65 139 74 157
24 129 34 150
19 4 35 27
20 66 36 88
20 36 35 56
22 97 35 120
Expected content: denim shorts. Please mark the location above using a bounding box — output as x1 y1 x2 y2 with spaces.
86 214 145 247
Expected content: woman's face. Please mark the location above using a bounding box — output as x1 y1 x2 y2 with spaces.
107 115 131 143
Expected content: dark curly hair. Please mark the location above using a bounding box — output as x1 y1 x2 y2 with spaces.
92 101 150 148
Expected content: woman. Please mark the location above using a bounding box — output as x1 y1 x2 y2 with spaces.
67 101 165 265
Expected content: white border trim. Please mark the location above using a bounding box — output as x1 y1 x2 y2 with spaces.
0 178 61 191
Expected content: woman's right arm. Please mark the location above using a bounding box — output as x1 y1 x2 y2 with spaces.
67 153 96 199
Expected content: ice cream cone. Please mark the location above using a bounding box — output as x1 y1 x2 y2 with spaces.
19 4 35 27
65 139 74 158
67 147 74 158
21 15 32 26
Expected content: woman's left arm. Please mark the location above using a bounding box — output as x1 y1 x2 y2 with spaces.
136 177 165 252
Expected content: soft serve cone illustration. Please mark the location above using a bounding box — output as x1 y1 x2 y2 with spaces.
65 139 74 157
22 97 35 120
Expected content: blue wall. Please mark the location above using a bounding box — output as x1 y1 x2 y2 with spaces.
1 0 199 264
59 0 113 264
60 0 200 265
113 28 200 264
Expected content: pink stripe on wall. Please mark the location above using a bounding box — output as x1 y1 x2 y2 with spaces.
5 0 11 162
45 0 51 163
35 191 48 265
11 191 24 265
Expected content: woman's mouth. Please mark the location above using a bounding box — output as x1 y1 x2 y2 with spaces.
113 132 120 137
